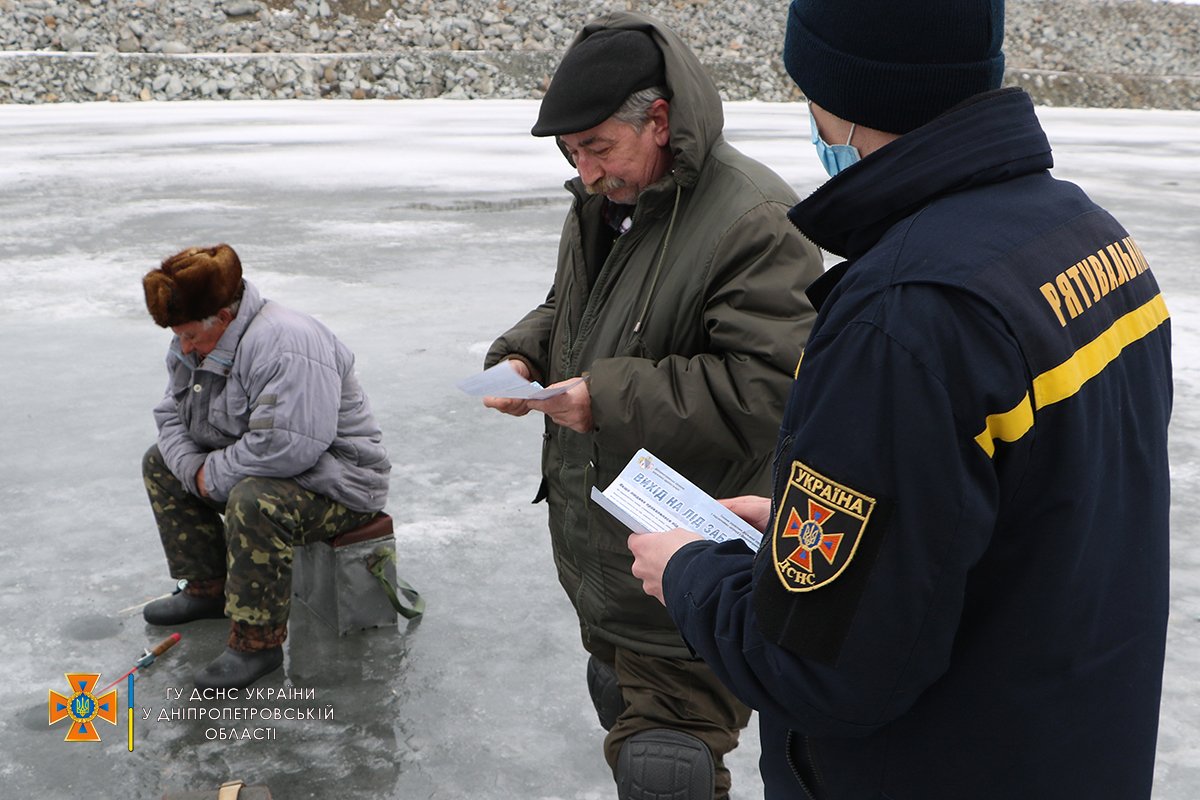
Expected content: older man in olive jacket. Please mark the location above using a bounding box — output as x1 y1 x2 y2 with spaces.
483 12 823 800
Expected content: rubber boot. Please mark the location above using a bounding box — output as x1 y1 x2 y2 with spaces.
143 579 226 625
193 621 286 691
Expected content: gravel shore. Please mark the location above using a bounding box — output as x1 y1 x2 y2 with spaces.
1 0 1197 106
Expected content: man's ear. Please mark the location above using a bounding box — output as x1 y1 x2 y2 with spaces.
649 99 671 147
216 307 235 325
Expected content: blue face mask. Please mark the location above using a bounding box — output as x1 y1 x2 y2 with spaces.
809 107 860 177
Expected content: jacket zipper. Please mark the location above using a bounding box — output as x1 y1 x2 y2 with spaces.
768 434 795 534
785 729 821 800
561 294 575 370
631 183 682 335
566 220 635 375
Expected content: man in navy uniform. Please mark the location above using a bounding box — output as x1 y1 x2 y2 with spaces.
629 1 1173 798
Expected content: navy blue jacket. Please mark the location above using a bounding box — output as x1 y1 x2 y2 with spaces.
663 89 1172 799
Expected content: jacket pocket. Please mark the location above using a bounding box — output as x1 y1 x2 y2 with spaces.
533 431 552 503
619 332 657 361
583 450 627 553
205 381 250 441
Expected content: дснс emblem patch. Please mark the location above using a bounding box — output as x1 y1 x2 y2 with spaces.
772 461 877 592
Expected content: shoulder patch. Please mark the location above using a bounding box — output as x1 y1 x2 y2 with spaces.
771 461 878 592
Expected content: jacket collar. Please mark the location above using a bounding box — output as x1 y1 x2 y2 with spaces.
789 88 1053 261
171 280 266 374
804 260 850 313
205 279 264 369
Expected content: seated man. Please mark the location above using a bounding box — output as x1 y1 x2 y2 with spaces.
140 244 391 690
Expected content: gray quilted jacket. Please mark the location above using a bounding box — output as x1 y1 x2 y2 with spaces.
153 280 390 512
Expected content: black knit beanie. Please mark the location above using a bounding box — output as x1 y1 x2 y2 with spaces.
783 0 1006 135
532 28 667 137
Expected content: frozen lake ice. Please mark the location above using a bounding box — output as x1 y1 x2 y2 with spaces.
0 98 1197 798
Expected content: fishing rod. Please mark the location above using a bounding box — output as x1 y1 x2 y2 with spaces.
100 633 182 694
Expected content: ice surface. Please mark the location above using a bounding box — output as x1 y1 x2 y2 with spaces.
0 99 1196 799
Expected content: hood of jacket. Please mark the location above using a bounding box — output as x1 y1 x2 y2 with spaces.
167 279 264 375
555 11 724 190
790 88 1053 261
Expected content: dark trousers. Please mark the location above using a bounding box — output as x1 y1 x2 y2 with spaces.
587 636 752 799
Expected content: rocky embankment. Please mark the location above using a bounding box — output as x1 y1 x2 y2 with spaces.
0 0 1197 107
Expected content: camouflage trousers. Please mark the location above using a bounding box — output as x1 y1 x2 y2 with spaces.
142 445 378 626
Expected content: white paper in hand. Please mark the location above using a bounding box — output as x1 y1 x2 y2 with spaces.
590 448 762 550
457 361 583 400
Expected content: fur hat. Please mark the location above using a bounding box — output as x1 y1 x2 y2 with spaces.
143 244 244 328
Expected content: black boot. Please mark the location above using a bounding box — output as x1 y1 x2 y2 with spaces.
194 621 288 691
194 646 283 691
143 591 225 626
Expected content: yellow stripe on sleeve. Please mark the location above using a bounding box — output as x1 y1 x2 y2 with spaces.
974 392 1034 458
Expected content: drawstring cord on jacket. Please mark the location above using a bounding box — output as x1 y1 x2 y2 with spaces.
632 182 682 334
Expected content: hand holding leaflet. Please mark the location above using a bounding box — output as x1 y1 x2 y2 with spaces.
590 449 762 550
458 360 584 400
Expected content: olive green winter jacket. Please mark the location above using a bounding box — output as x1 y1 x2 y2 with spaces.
487 11 824 657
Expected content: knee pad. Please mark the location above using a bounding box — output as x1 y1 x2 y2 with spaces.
586 654 625 731
616 729 715 800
